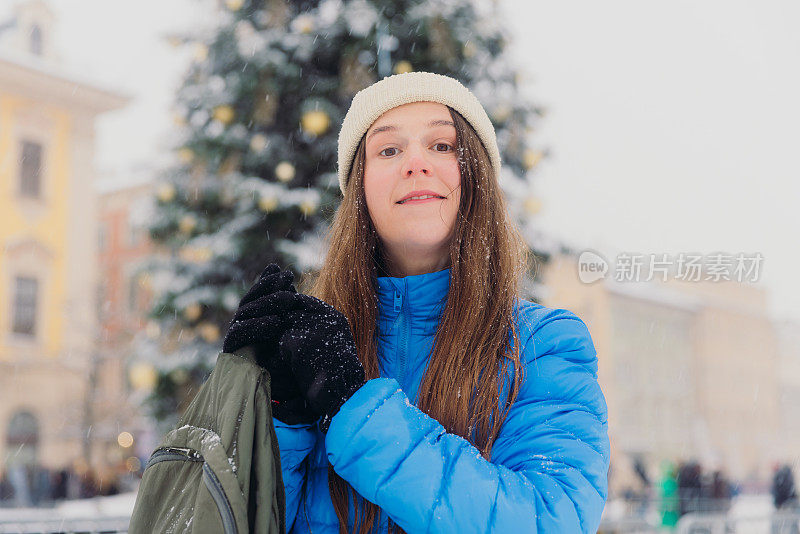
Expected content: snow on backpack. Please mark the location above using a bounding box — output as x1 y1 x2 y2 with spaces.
129 350 286 534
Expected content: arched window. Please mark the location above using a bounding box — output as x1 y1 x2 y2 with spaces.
6 410 39 466
30 24 43 56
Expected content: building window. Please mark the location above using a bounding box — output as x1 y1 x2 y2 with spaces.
30 25 43 56
12 277 38 336
20 141 43 198
6 411 39 467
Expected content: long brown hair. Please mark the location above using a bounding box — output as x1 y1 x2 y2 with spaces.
297 105 533 533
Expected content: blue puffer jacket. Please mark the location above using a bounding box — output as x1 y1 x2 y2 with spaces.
274 267 610 533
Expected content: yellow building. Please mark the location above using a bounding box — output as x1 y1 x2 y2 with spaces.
541 249 785 493
0 0 129 475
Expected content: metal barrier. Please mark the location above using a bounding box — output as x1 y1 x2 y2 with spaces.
0 516 130 533
676 511 800 534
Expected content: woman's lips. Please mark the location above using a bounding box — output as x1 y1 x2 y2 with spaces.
397 197 444 205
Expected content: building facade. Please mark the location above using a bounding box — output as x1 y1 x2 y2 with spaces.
95 174 160 468
540 250 788 494
0 0 129 477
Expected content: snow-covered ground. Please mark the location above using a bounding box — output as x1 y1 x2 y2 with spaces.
0 490 137 522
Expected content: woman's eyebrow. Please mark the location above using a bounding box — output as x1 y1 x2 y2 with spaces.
366 119 455 142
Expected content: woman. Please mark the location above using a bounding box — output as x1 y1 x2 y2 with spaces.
222 71 610 533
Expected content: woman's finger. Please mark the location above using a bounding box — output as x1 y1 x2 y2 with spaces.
222 314 284 354
233 290 306 322
240 269 295 306
289 293 333 314
258 263 281 280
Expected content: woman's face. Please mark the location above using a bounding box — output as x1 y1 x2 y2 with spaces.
363 101 461 276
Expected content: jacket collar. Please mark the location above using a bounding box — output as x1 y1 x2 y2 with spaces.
376 267 450 335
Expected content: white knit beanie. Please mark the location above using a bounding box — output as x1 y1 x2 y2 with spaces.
336 71 501 195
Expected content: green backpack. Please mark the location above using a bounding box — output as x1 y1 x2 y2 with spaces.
129 350 285 534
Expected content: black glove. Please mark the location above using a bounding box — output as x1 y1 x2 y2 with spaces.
222 263 296 356
278 294 367 433
222 263 317 425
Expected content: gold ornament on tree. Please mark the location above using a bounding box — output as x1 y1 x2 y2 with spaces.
299 199 318 216
193 43 208 62
213 105 235 125
225 0 243 11
250 133 269 153
179 215 197 234
292 13 315 34
183 303 202 321
180 246 213 263
129 362 158 391
301 110 330 136
393 60 413 74
275 161 295 182
523 149 543 170
259 196 278 212
524 196 543 215
198 322 221 343
156 183 176 202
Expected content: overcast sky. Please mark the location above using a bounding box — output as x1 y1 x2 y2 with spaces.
8 0 798 322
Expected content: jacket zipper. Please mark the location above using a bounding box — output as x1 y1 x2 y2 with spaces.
395 281 410 389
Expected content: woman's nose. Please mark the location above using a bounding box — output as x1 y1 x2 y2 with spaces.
406 165 429 177
403 145 431 177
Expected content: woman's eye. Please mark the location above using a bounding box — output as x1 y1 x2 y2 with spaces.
434 143 453 152
379 147 398 157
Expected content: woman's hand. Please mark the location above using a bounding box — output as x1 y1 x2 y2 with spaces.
222 263 317 425
222 263 295 356
279 294 366 433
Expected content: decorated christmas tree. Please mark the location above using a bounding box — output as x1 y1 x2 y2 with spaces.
136 0 556 426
